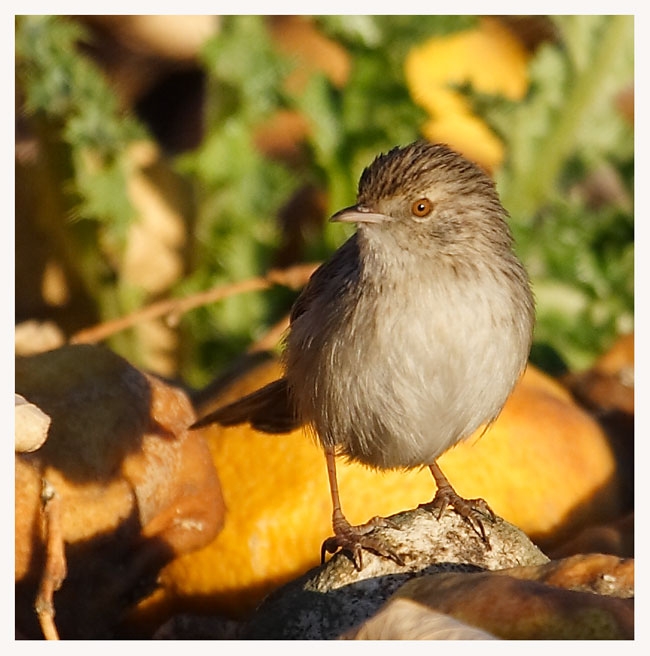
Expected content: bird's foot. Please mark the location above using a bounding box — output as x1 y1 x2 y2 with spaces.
420 487 496 545
321 514 404 570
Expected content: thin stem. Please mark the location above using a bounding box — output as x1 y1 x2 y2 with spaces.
506 16 631 220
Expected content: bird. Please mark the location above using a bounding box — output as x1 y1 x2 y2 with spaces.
191 140 535 569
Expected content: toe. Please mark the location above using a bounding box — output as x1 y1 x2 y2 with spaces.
321 519 404 569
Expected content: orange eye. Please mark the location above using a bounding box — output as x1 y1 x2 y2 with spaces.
411 198 433 218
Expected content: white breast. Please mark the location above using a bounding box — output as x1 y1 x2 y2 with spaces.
287 236 531 470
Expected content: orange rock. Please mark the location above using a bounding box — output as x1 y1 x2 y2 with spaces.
15 344 224 639
497 552 634 599
129 358 622 628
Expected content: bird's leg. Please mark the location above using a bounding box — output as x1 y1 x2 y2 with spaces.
422 462 496 544
320 446 404 570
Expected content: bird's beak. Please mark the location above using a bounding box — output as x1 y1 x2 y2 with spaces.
329 204 391 225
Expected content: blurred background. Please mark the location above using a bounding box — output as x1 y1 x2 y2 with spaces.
15 14 634 389
14 15 635 639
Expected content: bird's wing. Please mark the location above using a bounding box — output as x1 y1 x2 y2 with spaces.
192 234 360 434
290 233 360 324
190 378 299 433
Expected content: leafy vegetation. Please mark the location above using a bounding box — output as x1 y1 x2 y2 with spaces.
15 15 634 384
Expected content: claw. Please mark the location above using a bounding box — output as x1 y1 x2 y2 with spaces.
421 489 496 546
321 516 404 570
424 463 497 546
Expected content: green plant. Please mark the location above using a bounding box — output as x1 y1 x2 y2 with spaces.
15 15 634 383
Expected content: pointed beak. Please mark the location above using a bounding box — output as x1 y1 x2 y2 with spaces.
329 204 391 225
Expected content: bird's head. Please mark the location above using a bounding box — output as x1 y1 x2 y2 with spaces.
330 141 512 255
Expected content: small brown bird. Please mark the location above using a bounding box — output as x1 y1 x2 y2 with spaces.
192 141 535 568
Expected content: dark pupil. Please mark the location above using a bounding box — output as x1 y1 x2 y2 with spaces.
418 203 426 212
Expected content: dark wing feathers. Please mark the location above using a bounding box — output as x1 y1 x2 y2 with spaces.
290 233 360 324
192 235 360 434
190 378 300 433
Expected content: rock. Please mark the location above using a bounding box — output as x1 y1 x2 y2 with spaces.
15 394 50 452
136 358 622 625
153 614 243 640
563 333 634 512
548 513 634 559
15 320 65 356
564 332 634 415
15 344 225 639
242 506 548 640
496 552 634 598
393 564 633 639
341 598 498 640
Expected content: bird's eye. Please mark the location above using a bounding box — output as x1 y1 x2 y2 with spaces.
411 198 433 218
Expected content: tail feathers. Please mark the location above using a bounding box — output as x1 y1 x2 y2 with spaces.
190 378 301 434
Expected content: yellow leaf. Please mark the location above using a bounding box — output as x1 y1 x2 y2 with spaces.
421 113 505 174
405 17 530 171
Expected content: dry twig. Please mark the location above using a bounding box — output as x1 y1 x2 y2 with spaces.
70 262 319 345
35 479 67 641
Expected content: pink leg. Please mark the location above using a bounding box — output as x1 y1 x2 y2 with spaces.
320 445 404 569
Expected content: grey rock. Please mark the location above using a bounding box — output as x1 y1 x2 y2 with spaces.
243 506 549 639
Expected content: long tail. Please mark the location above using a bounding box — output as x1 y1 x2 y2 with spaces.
190 378 301 434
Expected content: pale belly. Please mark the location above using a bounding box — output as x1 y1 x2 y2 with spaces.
288 275 529 470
